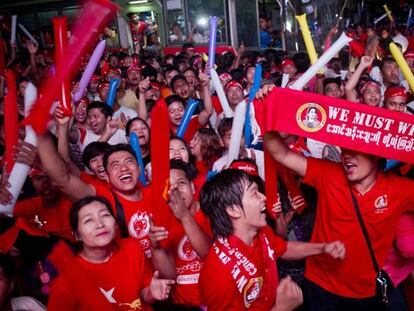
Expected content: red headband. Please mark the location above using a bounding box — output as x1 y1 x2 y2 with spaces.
126 65 141 74
360 80 380 94
384 86 407 102
219 73 232 81
225 80 243 92
229 161 259 176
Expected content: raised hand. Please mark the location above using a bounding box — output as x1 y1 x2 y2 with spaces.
0 166 13 205
14 141 38 167
168 184 190 221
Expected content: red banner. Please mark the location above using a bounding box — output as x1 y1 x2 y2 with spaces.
263 87 414 164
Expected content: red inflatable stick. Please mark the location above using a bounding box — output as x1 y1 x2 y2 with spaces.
23 0 117 134
53 16 72 116
150 98 172 229
4 70 19 173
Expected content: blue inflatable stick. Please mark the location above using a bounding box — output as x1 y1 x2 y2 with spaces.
130 132 147 187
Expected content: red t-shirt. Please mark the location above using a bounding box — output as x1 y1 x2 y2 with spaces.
93 182 171 257
199 227 287 311
48 239 153 310
80 171 108 188
303 158 414 298
14 195 73 241
166 210 211 306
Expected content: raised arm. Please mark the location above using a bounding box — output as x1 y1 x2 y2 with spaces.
37 132 95 201
263 131 307 177
168 185 212 259
344 56 372 102
281 240 345 260
137 77 150 121
197 71 213 126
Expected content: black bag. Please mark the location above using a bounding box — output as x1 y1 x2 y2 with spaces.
350 190 394 304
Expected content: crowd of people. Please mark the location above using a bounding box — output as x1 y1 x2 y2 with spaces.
0 4 414 311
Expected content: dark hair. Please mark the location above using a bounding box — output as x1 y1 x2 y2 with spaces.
141 65 158 81
380 56 397 70
170 159 197 181
0 254 15 282
87 101 113 118
82 142 110 169
217 117 233 138
165 94 185 107
200 169 254 238
125 117 150 136
323 77 341 90
182 66 198 78
103 144 137 171
169 136 196 165
70 196 115 237
170 74 188 90
163 65 179 79
292 52 310 73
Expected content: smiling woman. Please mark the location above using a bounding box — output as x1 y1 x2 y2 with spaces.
48 196 175 310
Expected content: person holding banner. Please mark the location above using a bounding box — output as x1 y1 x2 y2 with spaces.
199 169 345 311
264 129 414 310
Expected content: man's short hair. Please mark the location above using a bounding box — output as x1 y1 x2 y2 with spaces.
323 77 341 90
82 142 110 169
102 144 137 171
200 169 255 239
380 56 397 71
86 101 113 118
170 74 188 90
165 94 185 107
170 159 198 181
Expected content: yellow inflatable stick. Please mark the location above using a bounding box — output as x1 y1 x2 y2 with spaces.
296 14 318 65
389 42 414 93
383 4 393 23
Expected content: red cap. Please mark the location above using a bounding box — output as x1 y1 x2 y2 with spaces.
219 72 232 81
229 160 259 176
281 58 295 68
225 80 243 92
90 74 101 83
384 85 407 102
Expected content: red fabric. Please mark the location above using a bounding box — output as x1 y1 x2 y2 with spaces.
211 95 223 115
14 195 73 241
48 239 153 311
225 80 243 92
193 160 208 201
262 87 414 164
4 70 18 173
80 171 108 188
93 182 170 257
302 158 414 298
183 117 202 144
166 210 211 306
150 98 171 231
384 85 407 101
199 227 287 310
53 16 72 116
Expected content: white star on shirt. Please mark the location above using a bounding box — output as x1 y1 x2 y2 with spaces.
99 287 117 303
